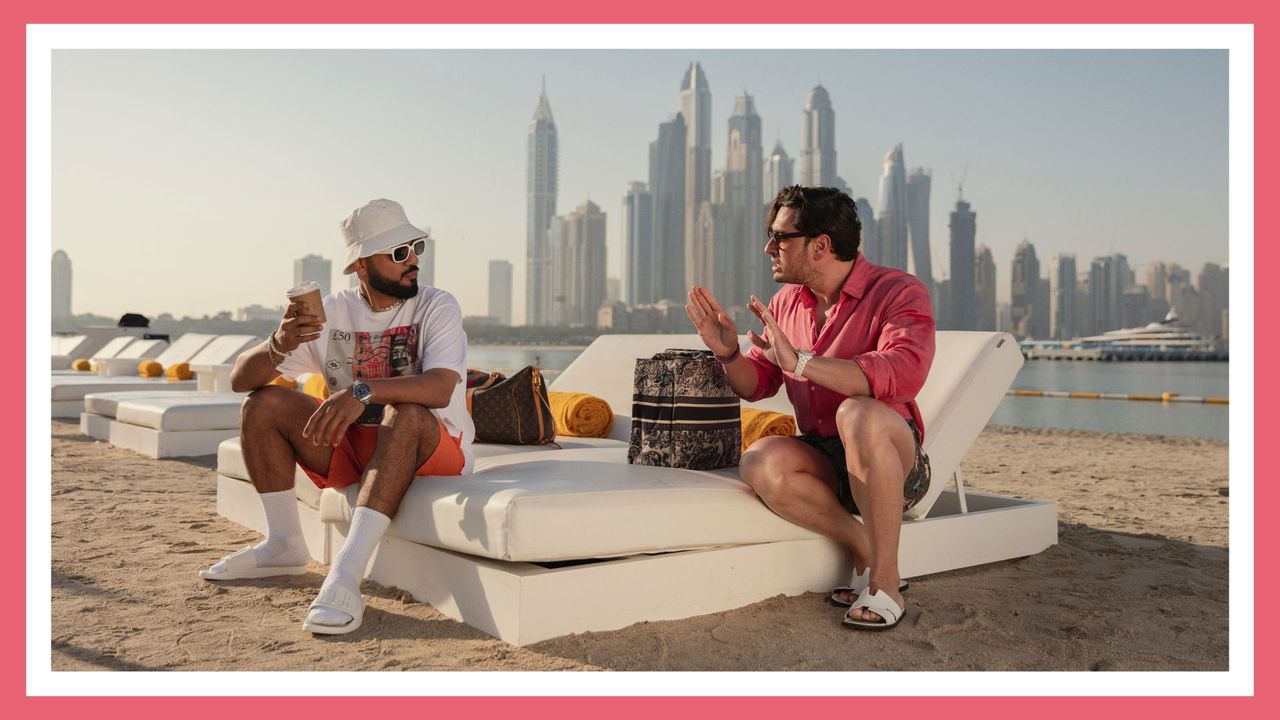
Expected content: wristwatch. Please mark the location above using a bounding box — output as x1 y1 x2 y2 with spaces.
793 350 815 378
350 380 373 406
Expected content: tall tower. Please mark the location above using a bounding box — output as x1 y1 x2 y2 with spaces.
905 167 933 292
799 85 837 187
649 113 687 303
948 197 977 330
1050 253 1077 340
1089 256 1115 334
680 63 712 290
874 144 908 270
293 254 332 296
763 141 794 204
526 80 559 326
722 91 765 305
622 182 655 305
419 236 436 288
563 200 607 327
52 250 72 321
975 244 997 331
1010 239 1041 339
488 259 513 326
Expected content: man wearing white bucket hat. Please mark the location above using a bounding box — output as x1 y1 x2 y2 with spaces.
205 198 474 636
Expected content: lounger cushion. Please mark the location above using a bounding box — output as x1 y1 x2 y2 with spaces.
115 393 245 431
321 445 817 562
51 376 197 401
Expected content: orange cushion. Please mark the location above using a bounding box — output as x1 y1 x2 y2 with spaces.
138 360 164 378
165 362 193 381
301 374 330 400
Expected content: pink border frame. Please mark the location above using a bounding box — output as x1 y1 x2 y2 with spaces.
13 0 1269 714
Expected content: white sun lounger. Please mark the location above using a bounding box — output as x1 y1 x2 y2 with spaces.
213 331 1056 645
53 335 257 419
51 335 142 376
52 330 139 371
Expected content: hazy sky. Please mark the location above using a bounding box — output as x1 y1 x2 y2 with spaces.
51 49 1228 323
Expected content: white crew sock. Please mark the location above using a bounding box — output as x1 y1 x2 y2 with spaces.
307 506 390 627
249 489 308 567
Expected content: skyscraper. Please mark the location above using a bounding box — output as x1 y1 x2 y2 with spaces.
526 81 559 325
1010 239 1041 339
947 197 977 330
1198 262 1228 338
874 144 908 271
649 113 686 303
1089 256 1116 334
1050 253 1078 340
763 141 794 204
488 259 513 326
52 250 72 321
721 92 765 305
799 85 837 187
905 168 933 292
680 63 712 290
293 254 331 296
975 244 997 331
558 200 607 327
622 182 655 305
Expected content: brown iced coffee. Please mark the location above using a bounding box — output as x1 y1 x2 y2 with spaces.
286 281 326 324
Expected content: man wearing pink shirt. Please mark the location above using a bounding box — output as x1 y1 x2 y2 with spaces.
685 185 935 630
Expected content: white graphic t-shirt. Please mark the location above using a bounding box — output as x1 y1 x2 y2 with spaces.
275 285 475 473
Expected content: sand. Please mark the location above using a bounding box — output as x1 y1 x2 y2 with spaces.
49 420 1229 671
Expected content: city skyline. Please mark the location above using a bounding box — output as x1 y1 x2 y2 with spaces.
51 49 1228 322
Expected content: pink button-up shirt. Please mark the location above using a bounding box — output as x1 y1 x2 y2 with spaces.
744 252 936 443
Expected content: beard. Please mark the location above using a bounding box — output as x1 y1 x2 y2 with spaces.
772 255 813 286
366 263 420 300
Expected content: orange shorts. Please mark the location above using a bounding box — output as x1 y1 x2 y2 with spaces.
297 406 464 489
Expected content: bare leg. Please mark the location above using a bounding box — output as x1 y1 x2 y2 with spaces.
356 402 442 517
240 385 335 493
202 386 334 579
836 397 916 623
306 403 443 630
739 436 873 567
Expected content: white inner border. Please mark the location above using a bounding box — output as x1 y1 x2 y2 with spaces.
27 23 1254 697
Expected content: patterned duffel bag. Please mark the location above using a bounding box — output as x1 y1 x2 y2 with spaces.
627 349 741 470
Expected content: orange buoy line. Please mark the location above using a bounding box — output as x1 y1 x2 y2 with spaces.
1006 390 1227 404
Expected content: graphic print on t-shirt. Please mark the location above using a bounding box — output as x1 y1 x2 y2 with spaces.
324 324 420 424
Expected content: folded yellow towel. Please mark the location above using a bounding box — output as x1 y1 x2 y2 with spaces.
138 360 164 378
301 374 330 400
267 375 295 389
71 359 91 371
548 391 613 438
741 407 797 452
165 362 193 381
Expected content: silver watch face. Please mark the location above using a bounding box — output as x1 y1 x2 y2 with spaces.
352 381 372 404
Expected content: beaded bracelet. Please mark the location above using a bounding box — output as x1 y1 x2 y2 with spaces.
267 332 290 364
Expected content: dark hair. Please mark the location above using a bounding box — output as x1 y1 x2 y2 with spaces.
765 185 861 262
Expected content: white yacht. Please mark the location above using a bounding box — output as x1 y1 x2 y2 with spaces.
1075 309 1214 351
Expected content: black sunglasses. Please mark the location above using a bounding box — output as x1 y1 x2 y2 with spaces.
378 238 427 264
766 230 811 248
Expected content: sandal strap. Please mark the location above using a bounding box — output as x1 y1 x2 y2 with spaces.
847 588 903 624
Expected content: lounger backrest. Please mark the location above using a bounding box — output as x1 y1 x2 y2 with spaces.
552 331 1023 520
90 336 139 360
551 334 792 442
905 331 1022 519
51 335 86 356
154 333 217 367
112 338 167 360
188 335 259 365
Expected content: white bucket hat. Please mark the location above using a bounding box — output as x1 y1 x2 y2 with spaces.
340 198 429 275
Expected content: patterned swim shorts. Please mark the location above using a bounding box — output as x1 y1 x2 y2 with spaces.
794 418 931 514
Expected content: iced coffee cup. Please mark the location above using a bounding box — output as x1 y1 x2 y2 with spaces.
286 281 326 324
